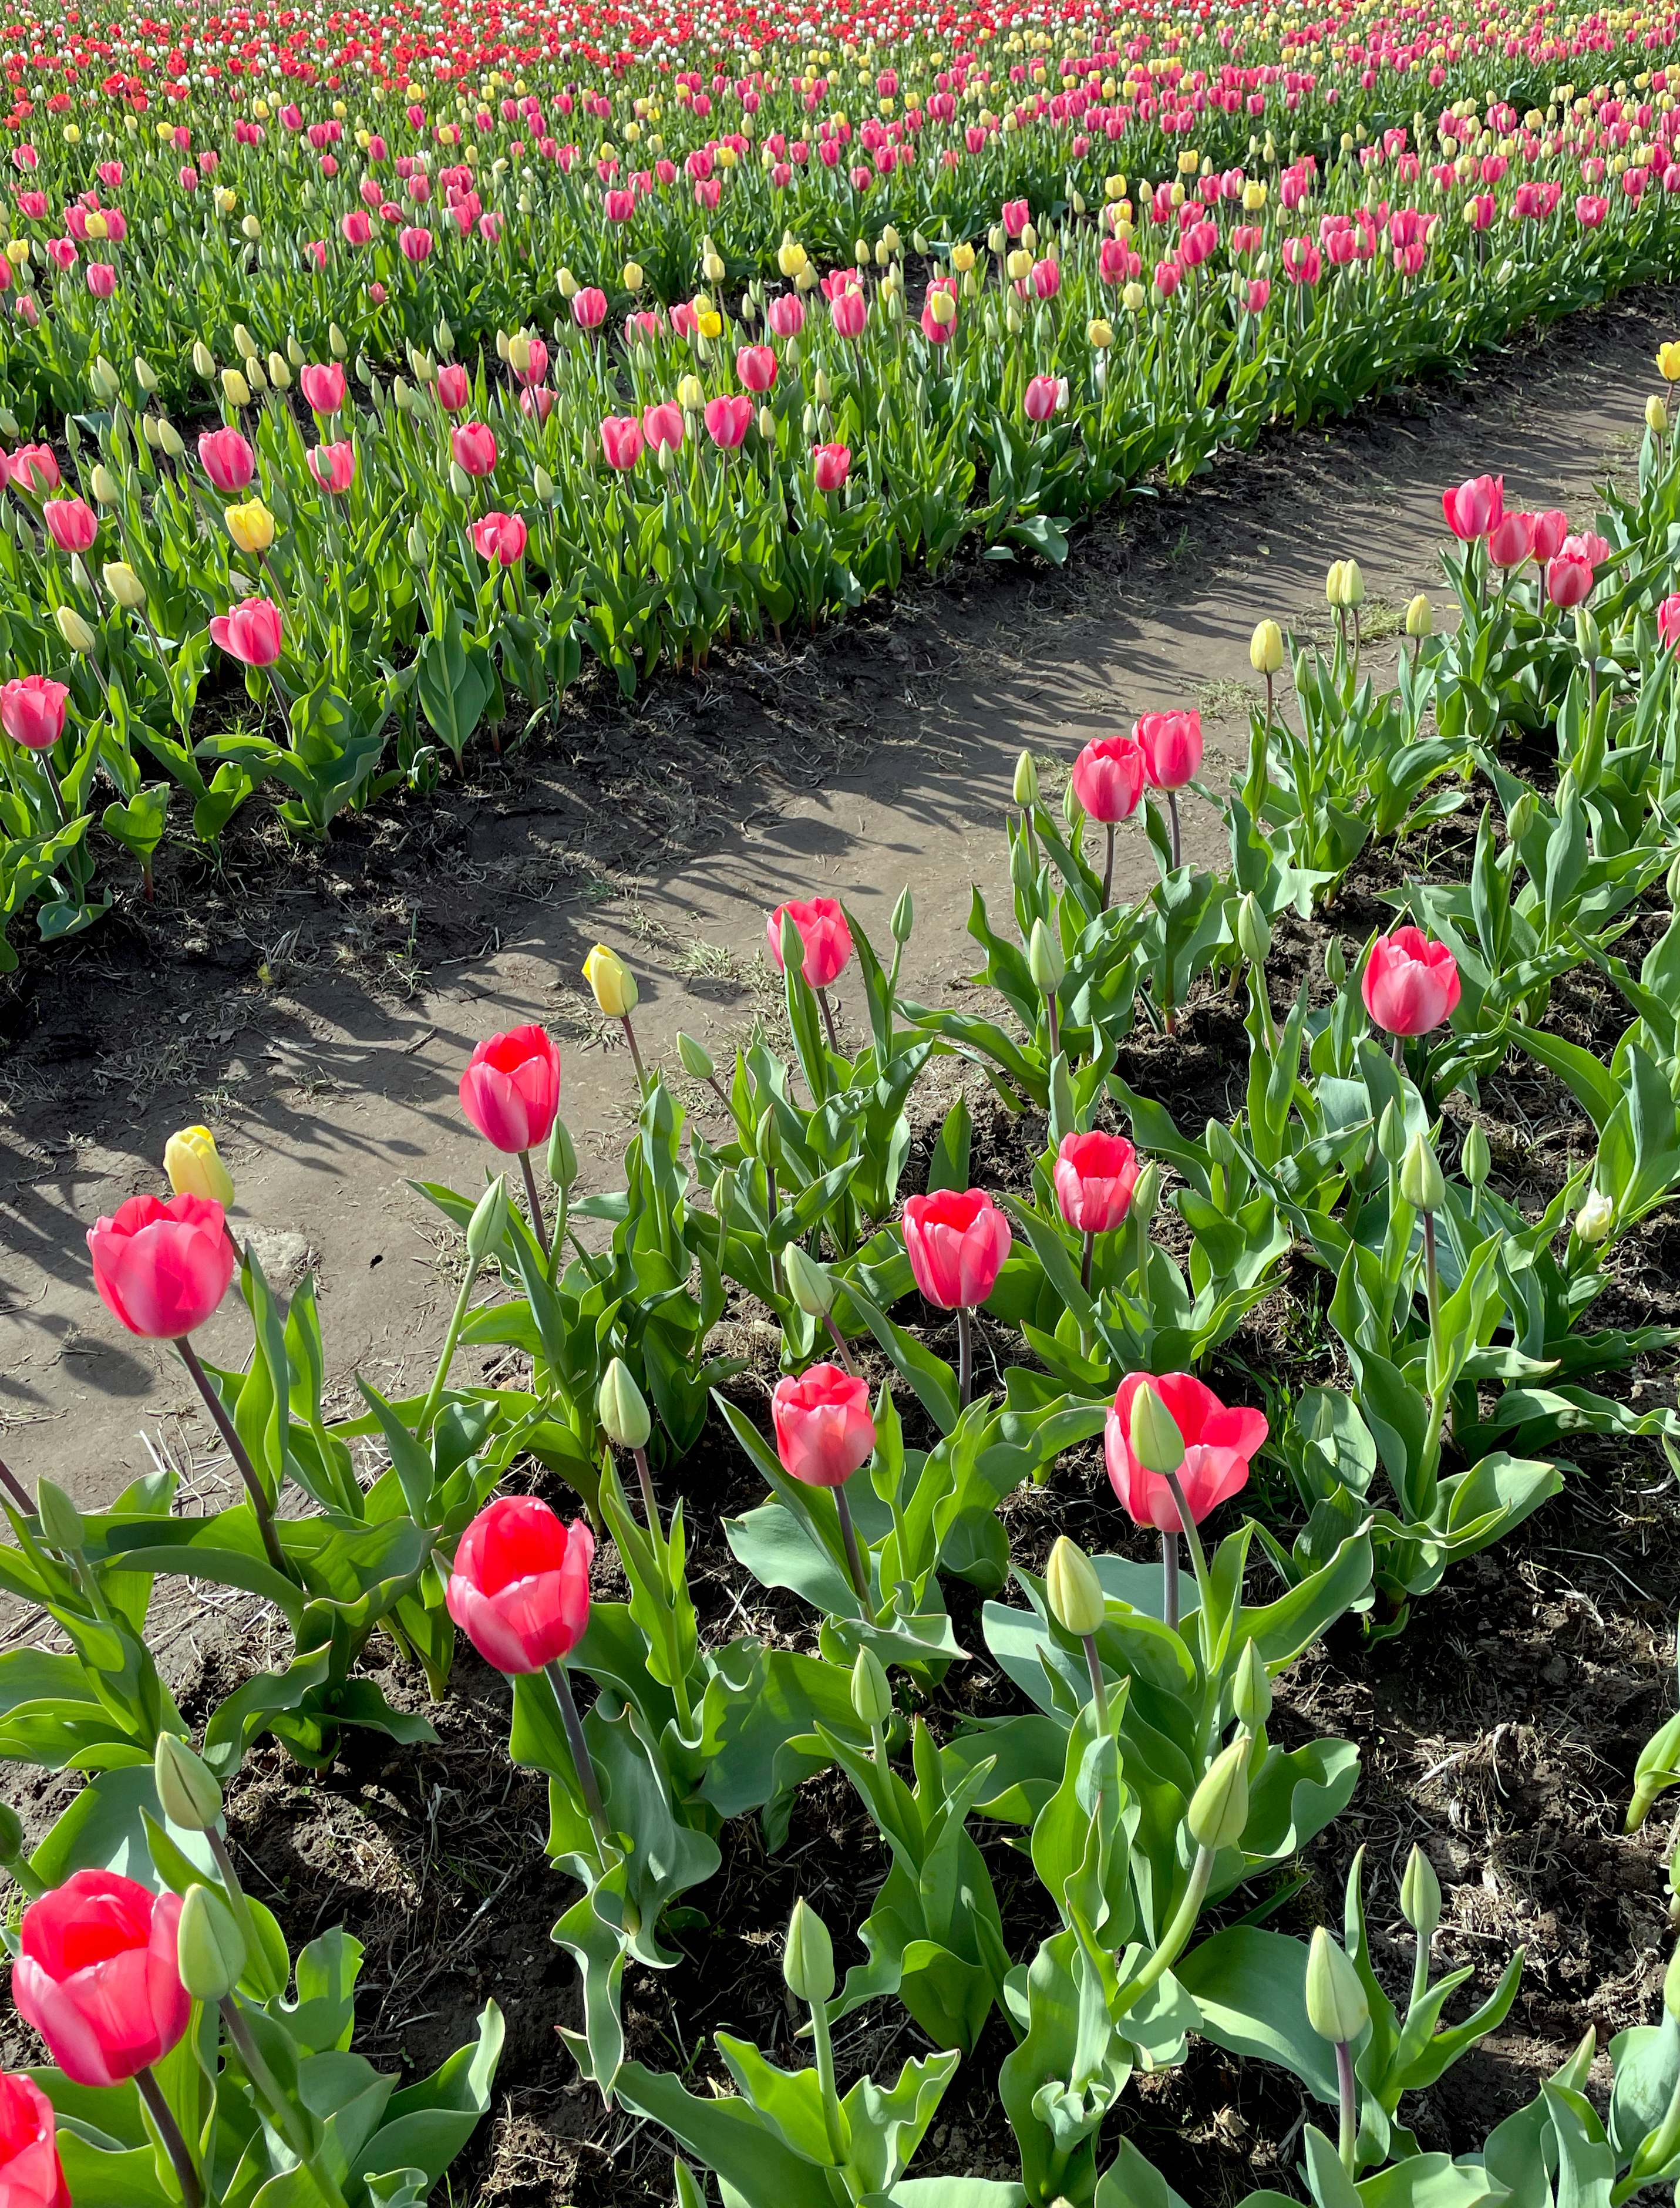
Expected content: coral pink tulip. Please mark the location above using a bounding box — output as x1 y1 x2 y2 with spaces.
42 497 96 554
642 402 684 451
767 293 805 338
813 442 851 493
1560 530 1610 568
767 895 853 988
1002 197 1031 235
1135 709 1203 791
198 427 254 493
452 421 498 476
6 445 59 494
1546 553 1594 609
445 1497 593 1674
600 415 644 470
1659 594 1680 650
398 223 432 261
1072 735 1147 822
1528 510 1570 563
13 1872 188 2089
472 511 528 566
86 1192 235 1339
299 362 346 416
1 676 69 752
1105 1371 1267 1531
737 344 777 392
902 1188 1011 1310
85 262 115 298
1362 927 1462 1036
772 1362 877 1487
1024 375 1063 423
1054 1130 1140 1236
704 393 753 449
210 597 283 668
0 2072 68 2208
1487 511 1533 567
459 1025 561 1152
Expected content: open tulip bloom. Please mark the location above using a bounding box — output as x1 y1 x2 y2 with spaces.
1107 1372 1268 1633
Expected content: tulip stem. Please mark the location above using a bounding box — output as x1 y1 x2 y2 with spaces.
818 987 841 1055
1161 1529 1179 1633
808 1989 850 2167
0 1451 34 1515
1391 1029 1405 1068
1165 1470 1212 1657
135 2066 206 2208
1336 2039 1359 2175
416 1248 486 1438
546 1660 612 1859
1421 1209 1453 1447
1167 790 1183 872
516 1149 550 1258
834 1481 871 1611
1044 987 1060 1062
631 1443 660 1535
221 1997 349 2208
178 1338 290 1582
1079 1228 1095 1294
1080 1631 1111 1736
1101 822 1116 910
620 1012 648 1095
823 1315 857 1375
1112 1841 1214 2019
956 1305 974 1410
205 1828 278 2002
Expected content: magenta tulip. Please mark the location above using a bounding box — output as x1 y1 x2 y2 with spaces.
209 596 283 668
767 896 853 988
1053 1130 1140 1236
451 421 498 476
198 426 254 493
1 675 69 752
42 497 97 554
902 1188 1011 1311
0 2072 68 2208
471 510 527 566
307 439 356 494
299 361 346 416
705 393 753 449
1135 709 1203 792
600 415 644 470
459 1025 561 1153
1071 735 1147 823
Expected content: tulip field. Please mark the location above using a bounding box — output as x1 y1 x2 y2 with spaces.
9 0 1680 2203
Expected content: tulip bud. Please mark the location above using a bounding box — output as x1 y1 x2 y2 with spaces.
99 561 145 612
449 460 473 499
783 1897 836 2004
1377 1098 1406 1166
546 1116 577 1195
241 214 261 241
193 340 217 380
1399 1844 1441 1946
224 500 276 557
157 419 186 460
35 1479 85 1554
328 322 348 361
598 1358 652 1452
268 352 291 392
677 1032 715 1083
1014 748 1039 807
177 1884 245 2004
783 1242 835 1318
1028 918 1065 992
464 1175 510 1264
677 373 705 412
1129 1382 1186 1476
1130 1159 1161 1227
154 1731 223 1831
406 519 429 567
850 1644 893 1728
1236 893 1272 968
1666 1945 1680 2021
1232 1639 1272 1729
1399 1132 1445 1214
221 368 252 409
755 1105 782 1172
891 887 914 944
232 322 257 362
814 369 832 405
1046 1534 1106 1637
1575 1188 1614 1246
1650 393 1670 437
1507 790 1537 846
1187 1732 1253 1851
1575 605 1601 661
1305 1926 1371 2045
134 356 160 394
1405 593 1433 639
56 605 97 655
1249 619 1284 676
622 260 644 291
1462 1123 1490 1188
583 943 638 1018
89 357 121 406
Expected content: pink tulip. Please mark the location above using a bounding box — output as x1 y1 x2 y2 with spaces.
520 386 555 423
813 442 851 493
767 895 853 987
830 287 868 339
1362 927 1461 1036
1054 1130 1140 1236
42 498 96 554
1546 554 1594 609
472 510 528 566
12 1872 188 2088
6 445 59 494
85 262 115 298
445 1497 593 1674
642 402 684 451
1002 197 1031 235
198 428 254 493
459 1025 561 1151
1560 530 1610 567
737 344 777 392
1660 594 1680 650
1 675 69 752
514 336 550 387
307 439 356 495
435 363 470 412
1024 375 1063 422
1028 257 1061 299
571 286 608 329
704 393 753 449
1528 510 1570 562
1135 709 1203 791
901 1188 1011 1311
1071 734 1147 823
398 223 432 261
600 415 644 470
452 421 498 476
209 596 284 669
299 361 346 416
1246 278 1271 312
0 2071 68 2208
87 1193 235 1339
771 1362 876 1487
341 209 372 244
1105 1371 1267 1531
1487 510 1533 568
767 292 805 338
1441 473 1503 541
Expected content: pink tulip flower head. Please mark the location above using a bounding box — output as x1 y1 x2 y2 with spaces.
1 676 69 752
459 1025 561 1153
767 896 853 989
1105 1371 1268 1532
12 1872 189 2088
1071 735 1147 823
1361 927 1462 1036
771 1362 877 1487
210 597 283 668
901 1188 1012 1311
445 1497 593 1674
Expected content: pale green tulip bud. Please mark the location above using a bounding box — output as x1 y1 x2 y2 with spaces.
1575 1189 1614 1246
1232 1640 1272 1729
1399 1131 1445 1214
449 460 473 499
534 465 557 506
35 1479 84 1553
192 339 217 381
891 887 914 944
1028 918 1065 992
1186 1733 1252 1852
1237 893 1271 968
133 355 160 394
1305 1926 1370 2045
1130 1159 1161 1226
177 1884 245 2003
756 1105 782 1169
1405 592 1433 639
1045 1534 1106 1637
89 463 119 507
598 1358 651 1451
1575 605 1601 660
1325 934 1347 987
783 1243 834 1318
464 1175 509 1264
783 1897 836 2004
677 1031 715 1082
1377 1098 1406 1166
1507 790 1537 846
407 519 429 566
56 605 97 655
1014 748 1040 806
268 351 291 391
1399 1844 1441 1946
1462 1123 1490 1187
850 1645 892 1728
1339 557 1365 607
546 1116 577 1194
287 334 306 368
88 356 121 404
157 419 186 460
328 321 348 359
154 1732 223 1832
1129 1382 1185 1476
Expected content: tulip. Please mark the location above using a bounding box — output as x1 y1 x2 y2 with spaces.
1070 733 1146 904
581 943 648 1092
1107 1371 1268 1629
738 344 777 392
1362 927 1461 1044
472 510 527 567
1547 553 1594 610
813 441 850 493
14 1871 189 2092
571 286 608 329
0 2071 68 2208
164 1125 235 1209
224 498 275 557
772 1362 876 1601
210 595 283 669
105 561 147 611
642 402 684 451
87 1190 234 1345
1054 1130 1141 1284
398 223 432 262
435 362 470 412
42 497 97 555
56 606 97 657
830 287 867 339
7 444 60 494
1135 708 1202 794
598 1358 665 1546
1528 510 1570 562
299 361 346 416
451 420 497 477
1024 373 1063 422
307 439 356 495
198 427 255 493
1441 472 1503 541
767 894 852 994
1 675 69 753
902 1187 1011 1408
704 393 753 450
599 415 644 470
1487 510 1532 568
1250 619 1284 675
459 1024 561 1243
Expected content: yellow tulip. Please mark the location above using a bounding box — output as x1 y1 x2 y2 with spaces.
221 368 251 409
104 562 147 610
165 1126 235 1207
583 944 639 1017
677 373 705 410
224 499 275 556
1649 393 1671 437
1086 318 1114 348
697 309 723 340
1249 620 1284 675
56 605 97 654
1658 341 1680 381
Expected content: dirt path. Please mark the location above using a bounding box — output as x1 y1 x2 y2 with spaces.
2 287 1674 1509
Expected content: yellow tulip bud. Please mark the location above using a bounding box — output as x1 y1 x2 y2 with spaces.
104 562 147 611
952 240 976 271
1649 393 1670 437
89 464 119 506
1122 281 1146 314
164 1125 235 1206
1658 341 1680 381
1405 593 1433 638
221 368 251 409
224 499 276 556
622 260 645 291
583 943 639 1018
1087 317 1114 348
1006 246 1033 280
1250 619 1284 675
56 605 97 654
557 267 579 299
193 341 217 381
698 308 723 339
240 214 262 241
507 332 531 376
677 373 704 411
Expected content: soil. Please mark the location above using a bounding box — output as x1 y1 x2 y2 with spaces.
3 288 1680 2207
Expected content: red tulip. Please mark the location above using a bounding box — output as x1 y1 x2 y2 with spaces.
902 1188 1012 1310
451 421 498 476
1105 1371 1267 1530
1441 473 1503 541
299 361 346 416
600 415 644 470
1070 735 1146 823
445 1496 593 1673
1361 927 1461 1036
42 497 97 554
813 442 851 493
1 675 69 752
737 344 777 392
471 510 527 566
87 1191 235 1338
210 596 283 668
435 362 470 412
459 1024 561 1153
6 445 59 494
13 1872 188 2088
0 2071 68 2208
1134 709 1203 791
771 1362 876 1487
705 394 753 450
198 427 254 493
767 895 852 988
1053 1130 1140 1235
642 402 684 451
307 439 356 494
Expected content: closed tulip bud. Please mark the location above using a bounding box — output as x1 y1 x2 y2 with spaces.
328 322 348 360
1122 281 1147 313
1237 893 1272 967
1399 1844 1442 1944
783 1898 835 2005
1014 748 1040 806
598 1358 652 1451
233 323 257 362
154 1731 223 1831
783 1242 835 1318
533 466 558 508
221 368 251 408
1377 1098 1406 1165
677 373 705 412
850 1644 892 1727
89 463 119 506
406 519 429 566
241 214 261 241
177 1884 245 2004
449 460 473 499
193 341 217 381
134 356 159 394
1028 918 1065 992
157 419 186 460
1507 791 1537 845
267 353 291 391
1129 1381 1186 1476
1575 606 1601 660
104 561 147 610
464 1175 510 1264
1405 593 1433 639
1325 934 1347 987
757 405 776 441
1575 1188 1614 1245
677 1032 715 1082
1305 1926 1371 2045
1130 1159 1161 1227
703 251 726 282
891 887 914 944
56 605 97 655
287 335 306 368
1233 1640 1272 1729
1187 1732 1253 1851
988 224 1006 254
507 332 531 376
89 357 121 405
164 1125 234 1206
1046 1534 1106 1637
1325 559 1346 607
1650 394 1670 437
1462 1123 1490 1187
546 1115 578 1194
1250 619 1284 675
1340 559 1365 607
1400 1132 1445 1214
756 1105 783 1173
583 943 638 1017
36 1479 85 1554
